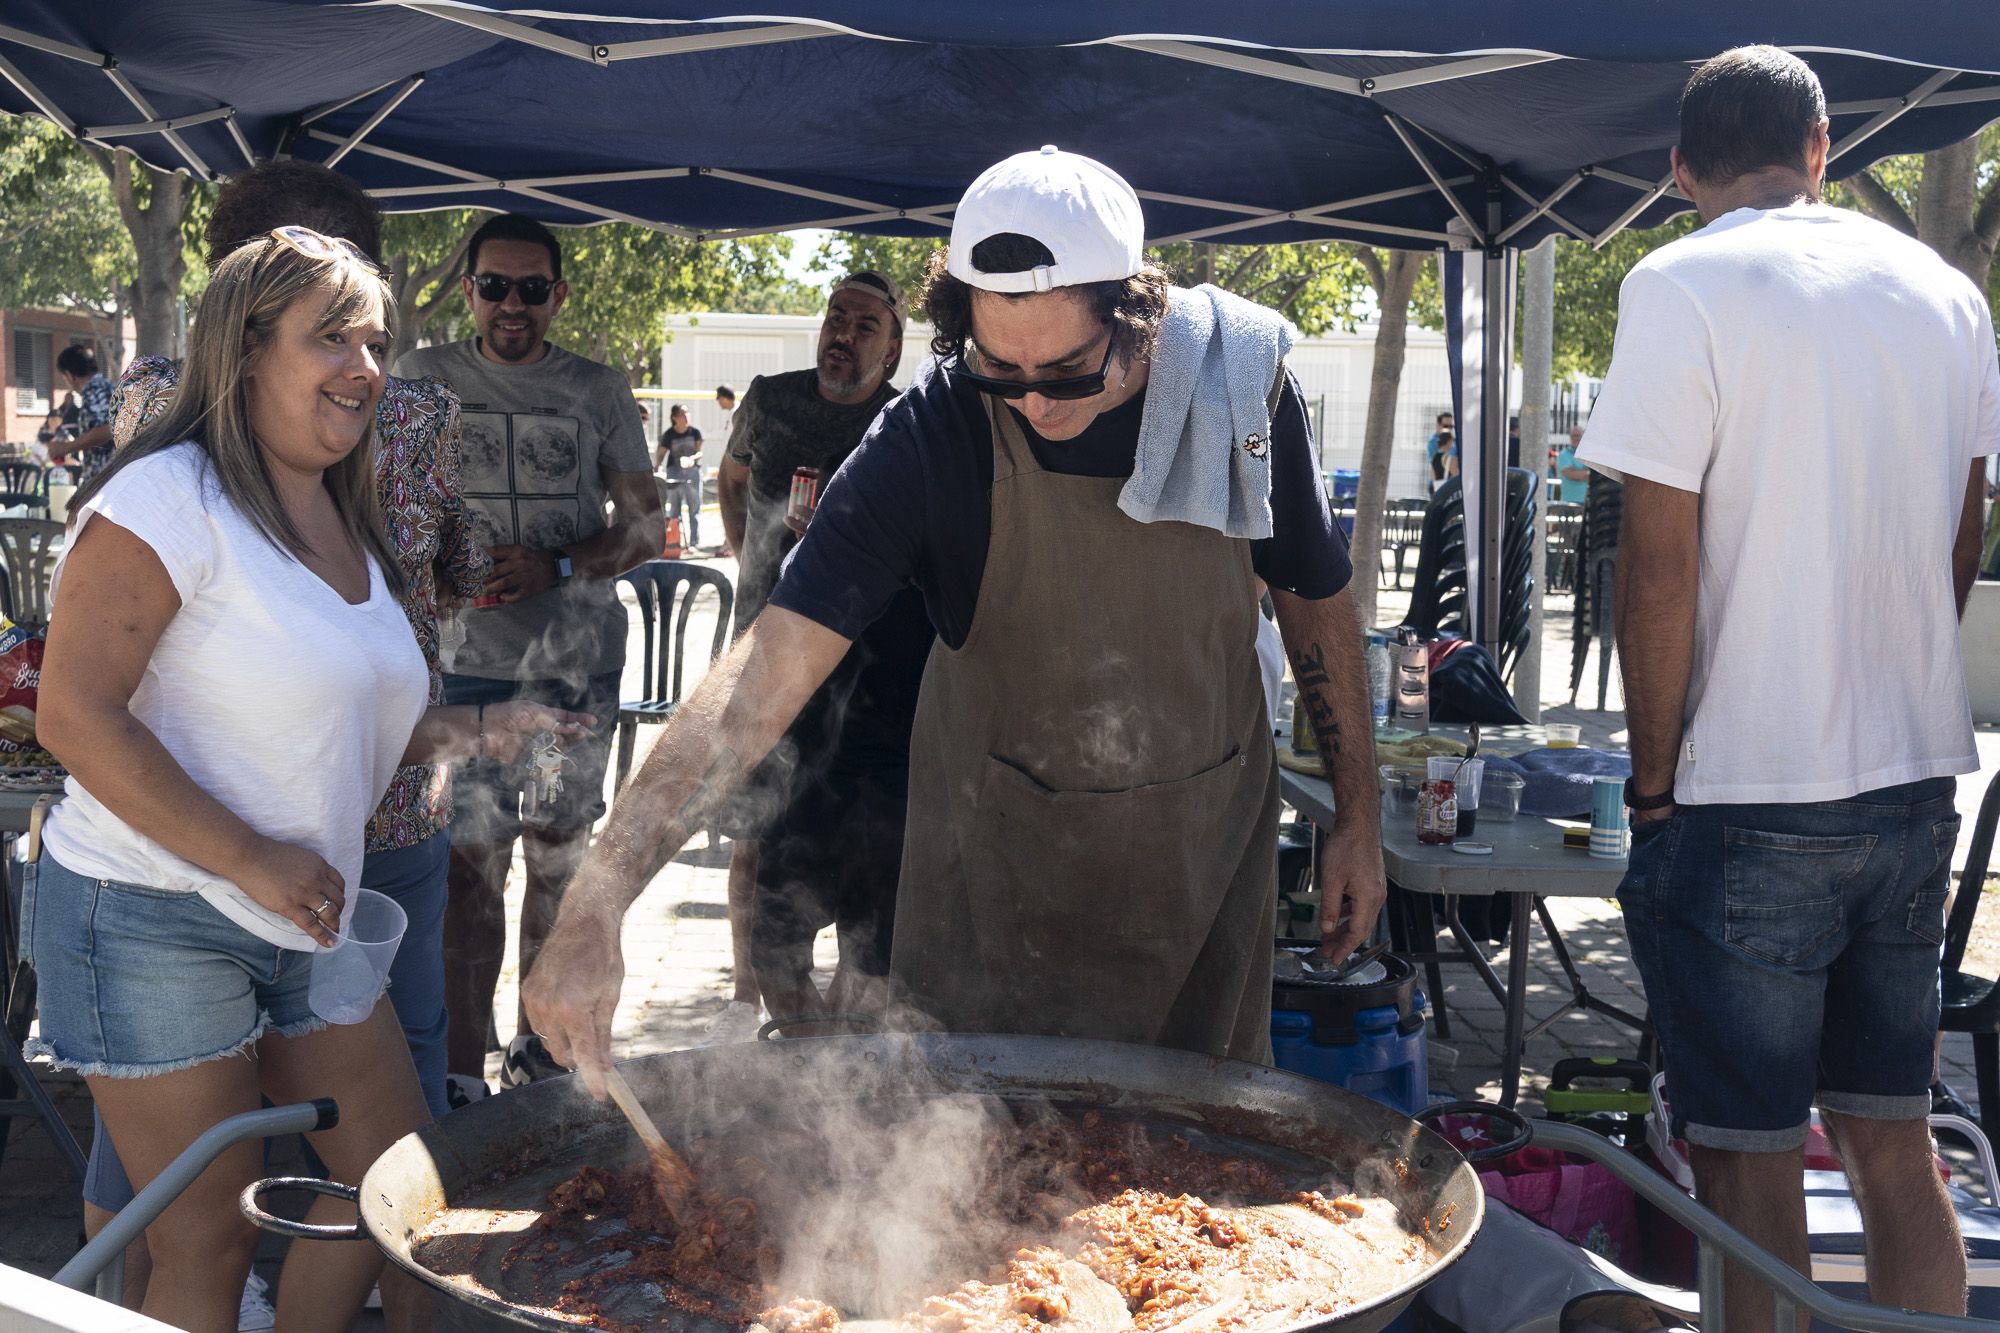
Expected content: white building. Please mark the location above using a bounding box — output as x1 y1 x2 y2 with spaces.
660 312 1455 498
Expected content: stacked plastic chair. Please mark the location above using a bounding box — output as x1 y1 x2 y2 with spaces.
1568 473 1625 709
1403 469 1539 681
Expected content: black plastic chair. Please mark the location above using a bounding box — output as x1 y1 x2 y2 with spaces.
612 560 734 789
1942 767 2000 1145
0 462 44 517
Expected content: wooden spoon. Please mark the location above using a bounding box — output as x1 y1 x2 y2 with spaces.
604 1064 698 1224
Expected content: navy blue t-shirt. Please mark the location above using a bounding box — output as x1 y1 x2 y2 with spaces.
772 358 1352 650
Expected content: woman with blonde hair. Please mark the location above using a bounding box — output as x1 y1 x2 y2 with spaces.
27 230 575 1333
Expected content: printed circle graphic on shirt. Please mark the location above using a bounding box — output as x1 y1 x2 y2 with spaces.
460 414 508 490
517 418 581 492
465 498 510 550
518 501 580 550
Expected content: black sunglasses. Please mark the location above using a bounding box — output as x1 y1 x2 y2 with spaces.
957 336 1115 402
472 273 556 306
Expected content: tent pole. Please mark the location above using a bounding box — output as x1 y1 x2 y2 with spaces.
1515 238 1556 719
1479 176 1510 661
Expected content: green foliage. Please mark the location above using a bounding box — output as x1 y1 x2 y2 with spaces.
810 232 1411 338
808 233 937 310
378 212 812 381
554 228 798 381
0 116 133 314
1548 215 1698 378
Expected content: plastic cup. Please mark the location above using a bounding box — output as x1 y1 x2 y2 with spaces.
1546 723 1582 748
1452 758 1485 835
308 888 407 1025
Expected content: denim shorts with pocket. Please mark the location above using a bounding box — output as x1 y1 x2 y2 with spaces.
1619 777 1957 1151
23 852 322 1079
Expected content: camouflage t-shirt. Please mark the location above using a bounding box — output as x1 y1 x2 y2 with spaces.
395 339 651 681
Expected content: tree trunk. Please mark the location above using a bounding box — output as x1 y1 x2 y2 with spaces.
87 150 188 359
1918 139 2000 288
1348 249 1421 632
390 235 471 349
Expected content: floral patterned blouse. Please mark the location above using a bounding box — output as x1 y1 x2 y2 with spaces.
113 357 491 851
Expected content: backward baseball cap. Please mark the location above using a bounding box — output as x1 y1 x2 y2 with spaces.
832 270 906 332
946 145 1145 293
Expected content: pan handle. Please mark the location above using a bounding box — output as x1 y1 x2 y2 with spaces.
1412 1100 1533 1163
239 1177 365 1240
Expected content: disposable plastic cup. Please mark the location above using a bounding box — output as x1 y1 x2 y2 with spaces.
1451 758 1485 835
308 888 407 1025
1546 723 1582 748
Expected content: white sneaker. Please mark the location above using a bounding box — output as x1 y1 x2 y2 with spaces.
238 1271 276 1332
699 1000 763 1046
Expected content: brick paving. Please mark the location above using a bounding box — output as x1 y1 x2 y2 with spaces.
2 563 1994 1314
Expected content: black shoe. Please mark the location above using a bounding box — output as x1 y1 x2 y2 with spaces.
500 1034 568 1089
444 1072 492 1111
1932 1079 1979 1122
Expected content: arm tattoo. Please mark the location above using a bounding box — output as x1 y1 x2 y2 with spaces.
1294 641 1342 757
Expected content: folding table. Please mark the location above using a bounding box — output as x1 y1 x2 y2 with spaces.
1280 766 1650 1105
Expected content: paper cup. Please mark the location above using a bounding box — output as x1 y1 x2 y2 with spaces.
1589 775 1630 859
308 888 407 1025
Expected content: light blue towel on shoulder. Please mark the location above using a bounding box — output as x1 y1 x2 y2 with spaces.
1122 283 1294 539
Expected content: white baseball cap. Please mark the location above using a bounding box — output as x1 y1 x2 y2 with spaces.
946 145 1145 294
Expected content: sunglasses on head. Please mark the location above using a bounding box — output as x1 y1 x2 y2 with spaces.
472 273 556 306
266 226 378 272
956 336 1116 402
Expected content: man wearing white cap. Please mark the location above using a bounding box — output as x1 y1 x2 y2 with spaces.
526 148 1382 1092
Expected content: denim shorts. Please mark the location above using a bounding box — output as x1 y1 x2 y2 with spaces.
24 852 323 1080
1619 778 1958 1151
80 833 451 1211
442 671 619 843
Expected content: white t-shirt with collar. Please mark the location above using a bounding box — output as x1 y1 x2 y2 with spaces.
42 443 429 949
1579 202 2000 805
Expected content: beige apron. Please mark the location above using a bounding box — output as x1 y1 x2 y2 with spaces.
892 393 1278 1062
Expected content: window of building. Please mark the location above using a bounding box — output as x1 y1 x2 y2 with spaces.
12 329 52 416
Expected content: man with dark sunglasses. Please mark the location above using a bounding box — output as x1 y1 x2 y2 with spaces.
397 211 663 1098
527 149 1379 1092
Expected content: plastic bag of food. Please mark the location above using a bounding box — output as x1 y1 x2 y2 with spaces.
0 615 45 755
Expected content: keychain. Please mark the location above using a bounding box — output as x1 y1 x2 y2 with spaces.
522 730 569 822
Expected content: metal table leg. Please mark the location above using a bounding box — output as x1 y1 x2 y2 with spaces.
1523 895 1654 1044
1499 892 1532 1107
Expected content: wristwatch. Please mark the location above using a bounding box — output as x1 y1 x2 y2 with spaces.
553 552 574 585
1623 777 1676 811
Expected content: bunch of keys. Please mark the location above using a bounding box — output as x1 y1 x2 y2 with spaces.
521 730 569 822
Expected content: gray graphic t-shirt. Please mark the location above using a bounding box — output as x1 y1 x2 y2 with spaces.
395 339 651 681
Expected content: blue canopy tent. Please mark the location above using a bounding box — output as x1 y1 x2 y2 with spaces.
3 0 1998 653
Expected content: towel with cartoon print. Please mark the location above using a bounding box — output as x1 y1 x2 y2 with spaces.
1123 282 1295 540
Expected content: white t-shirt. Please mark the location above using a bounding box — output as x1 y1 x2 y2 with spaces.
1579 203 2000 804
42 444 429 949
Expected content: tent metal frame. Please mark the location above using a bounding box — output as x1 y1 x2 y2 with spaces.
6 4 2000 655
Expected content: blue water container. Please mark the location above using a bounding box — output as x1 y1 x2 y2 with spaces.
1329 468 1362 535
1270 946 1429 1117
